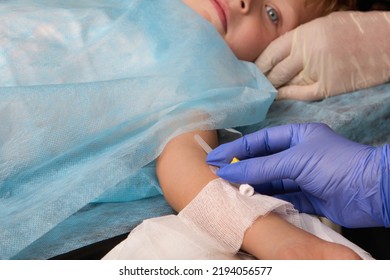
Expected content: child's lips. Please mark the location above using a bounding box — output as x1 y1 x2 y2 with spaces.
210 0 228 33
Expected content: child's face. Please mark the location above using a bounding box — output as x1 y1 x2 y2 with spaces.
183 0 323 61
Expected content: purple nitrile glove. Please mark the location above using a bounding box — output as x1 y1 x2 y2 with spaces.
207 123 390 228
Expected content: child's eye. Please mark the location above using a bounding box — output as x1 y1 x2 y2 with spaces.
266 6 279 24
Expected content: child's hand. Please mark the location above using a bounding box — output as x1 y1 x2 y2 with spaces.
256 11 390 101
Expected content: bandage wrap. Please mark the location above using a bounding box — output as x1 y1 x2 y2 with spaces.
178 178 301 254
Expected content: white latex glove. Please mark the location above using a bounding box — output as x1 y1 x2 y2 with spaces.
256 11 390 101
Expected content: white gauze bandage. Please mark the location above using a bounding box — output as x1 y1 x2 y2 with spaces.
178 178 301 254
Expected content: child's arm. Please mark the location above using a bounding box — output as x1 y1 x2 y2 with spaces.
157 130 361 259
157 130 219 211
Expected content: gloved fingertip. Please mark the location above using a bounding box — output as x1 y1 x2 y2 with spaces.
276 88 290 100
206 160 226 168
255 59 271 74
215 166 227 177
206 152 226 166
275 94 286 100
206 145 235 163
216 166 239 182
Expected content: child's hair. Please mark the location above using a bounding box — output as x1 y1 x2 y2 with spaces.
307 0 357 16
325 0 357 12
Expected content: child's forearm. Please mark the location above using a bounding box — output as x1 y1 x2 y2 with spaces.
156 130 303 257
156 130 361 259
157 130 219 211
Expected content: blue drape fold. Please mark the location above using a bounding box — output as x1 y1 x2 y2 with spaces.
0 0 276 259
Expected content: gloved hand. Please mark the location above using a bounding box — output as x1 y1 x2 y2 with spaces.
206 123 390 228
256 11 390 101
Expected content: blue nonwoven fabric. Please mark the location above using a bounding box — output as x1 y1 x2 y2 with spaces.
12 196 175 260
239 83 390 147
0 0 276 259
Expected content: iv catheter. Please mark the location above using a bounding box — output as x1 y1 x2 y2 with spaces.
194 134 254 196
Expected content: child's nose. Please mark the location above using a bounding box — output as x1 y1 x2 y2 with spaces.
240 0 251 13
